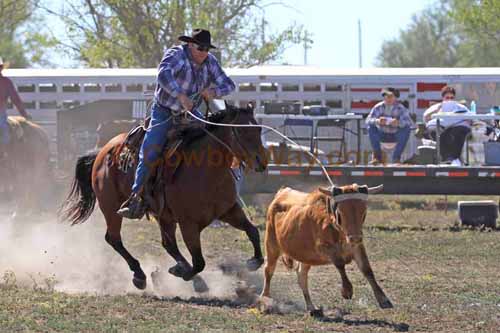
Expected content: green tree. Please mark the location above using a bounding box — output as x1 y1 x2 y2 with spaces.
45 0 310 68
376 1 461 67
0 0 56 68
451 0 500 66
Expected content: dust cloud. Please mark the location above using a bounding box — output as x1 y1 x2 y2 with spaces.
0 207 271 307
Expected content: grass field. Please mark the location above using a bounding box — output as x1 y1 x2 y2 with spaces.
1 195 499 332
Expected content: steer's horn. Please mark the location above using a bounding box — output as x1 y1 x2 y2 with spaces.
367 184 384 194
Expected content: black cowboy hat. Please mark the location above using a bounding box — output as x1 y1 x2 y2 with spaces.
178 29 217 49
381 87 400 98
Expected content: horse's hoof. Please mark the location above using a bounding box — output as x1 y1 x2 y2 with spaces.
132 276 147 290
192 276 209 293
246 257 264 271
168 262 190 278
309 307 324 318
379 298 394 309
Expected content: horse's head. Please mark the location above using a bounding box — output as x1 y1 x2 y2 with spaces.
218 103 268 172
319 184 383 245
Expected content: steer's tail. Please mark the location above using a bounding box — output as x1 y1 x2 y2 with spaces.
281 255 296 271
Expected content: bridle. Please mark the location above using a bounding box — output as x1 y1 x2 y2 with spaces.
202 108 256 168
230 111 258 163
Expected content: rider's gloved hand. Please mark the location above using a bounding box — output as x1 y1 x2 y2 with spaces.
178 94 193 112
201 88 216 100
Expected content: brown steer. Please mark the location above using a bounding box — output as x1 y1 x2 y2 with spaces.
261 184 393 316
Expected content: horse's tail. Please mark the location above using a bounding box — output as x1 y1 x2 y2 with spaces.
60 152 98 225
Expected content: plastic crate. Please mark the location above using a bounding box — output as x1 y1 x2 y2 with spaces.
263 102 301 115
484 142 500 166
457 201 498 228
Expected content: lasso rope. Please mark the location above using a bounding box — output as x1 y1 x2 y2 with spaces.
185 107 335 187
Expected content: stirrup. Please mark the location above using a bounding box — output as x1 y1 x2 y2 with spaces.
117 194 146 219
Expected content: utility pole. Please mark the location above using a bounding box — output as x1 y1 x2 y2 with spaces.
358 19 362 68
304 30 312 65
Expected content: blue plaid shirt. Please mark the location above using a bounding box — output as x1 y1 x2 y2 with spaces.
366 101 413 134
155 45 235 111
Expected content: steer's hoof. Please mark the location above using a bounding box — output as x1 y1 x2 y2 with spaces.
246 257 264 271
132 276 147 290
309 307 324 318
379 298 394 309
341 287 353 299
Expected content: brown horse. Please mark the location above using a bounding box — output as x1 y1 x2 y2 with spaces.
0 116 51 215
61 104 268 290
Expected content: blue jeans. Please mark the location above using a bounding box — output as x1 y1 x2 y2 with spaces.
0 113 10 146
131 103 204 193
132 103 174 193
368 125 411 161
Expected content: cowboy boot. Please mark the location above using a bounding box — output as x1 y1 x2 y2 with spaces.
117 192 146 219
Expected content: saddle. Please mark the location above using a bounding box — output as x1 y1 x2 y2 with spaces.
122 115 206 157
3 116 25 142
113 114 208 215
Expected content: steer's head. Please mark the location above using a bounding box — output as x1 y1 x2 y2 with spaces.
319 184 383 246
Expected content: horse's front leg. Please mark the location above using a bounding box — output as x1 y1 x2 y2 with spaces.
177 221 206 281
219 203 264 271
157 218 208 293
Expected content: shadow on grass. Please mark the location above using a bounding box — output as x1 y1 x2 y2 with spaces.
156 295 251 309
152 295 410 331
366 225 499 233
317 316 410 332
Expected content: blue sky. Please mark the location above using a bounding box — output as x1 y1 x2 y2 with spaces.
265 0 436 67
43 0 436 68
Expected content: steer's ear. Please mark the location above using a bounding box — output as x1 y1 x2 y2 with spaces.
358 185 368 194
319 186 343 196
332 186 343 196
319 186 331 196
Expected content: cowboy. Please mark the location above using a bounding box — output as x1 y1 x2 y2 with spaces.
0 56 32 157
366 87 412 164
117 29 236 219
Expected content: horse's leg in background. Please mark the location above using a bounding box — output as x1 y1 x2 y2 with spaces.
10 162 30 219
219 203 264 271
157 218 208 292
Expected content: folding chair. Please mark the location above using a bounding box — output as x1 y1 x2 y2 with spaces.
312 118 347 163
283 118 314 153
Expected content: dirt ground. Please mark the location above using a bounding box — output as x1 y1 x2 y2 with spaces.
0 195 499 332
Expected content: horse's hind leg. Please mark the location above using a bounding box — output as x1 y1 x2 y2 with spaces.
103 210 147 290
219 203 264 271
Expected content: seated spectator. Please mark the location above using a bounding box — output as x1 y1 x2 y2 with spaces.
423 86 471 166
366 87 412 164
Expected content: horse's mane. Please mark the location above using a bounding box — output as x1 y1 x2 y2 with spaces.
205 104 253 131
